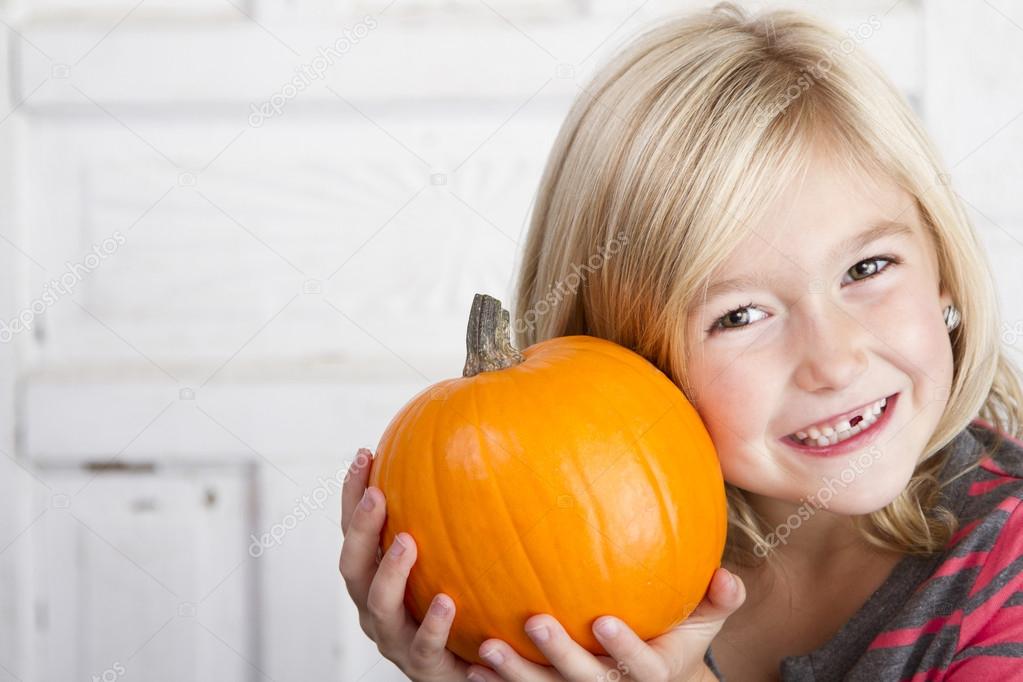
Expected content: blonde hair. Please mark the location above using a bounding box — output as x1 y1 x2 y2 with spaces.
512 2 1023 569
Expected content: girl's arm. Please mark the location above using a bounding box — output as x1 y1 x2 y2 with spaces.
943 496 1023 678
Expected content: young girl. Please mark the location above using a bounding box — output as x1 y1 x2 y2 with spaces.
340 3 1023 680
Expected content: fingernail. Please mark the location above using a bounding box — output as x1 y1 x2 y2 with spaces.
429 595 451 617
595 617 619 637
525 624 549 643
480 647 504 666
352 449 372 472
359 488 376 511
724 569 738 592
467 671 486 682
389 533 408 557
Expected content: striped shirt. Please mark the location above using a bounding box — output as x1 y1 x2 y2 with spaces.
704 419 1023 681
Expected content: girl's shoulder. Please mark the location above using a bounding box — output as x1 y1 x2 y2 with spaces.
862 420 1023 679
947 419 1023 547
925 420 1023 677
960 418 1023 508
968 417 1023 476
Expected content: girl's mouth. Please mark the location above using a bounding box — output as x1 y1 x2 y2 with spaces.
780 392 899 457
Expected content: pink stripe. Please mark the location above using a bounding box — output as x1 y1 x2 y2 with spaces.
901 666 948 681
967 604 1023 647
948 517 983 548
925 550 990 582
965 498 1023 602
971 417 1023 464
869 613 961 649
944 655 1021 679
964 567 1023 633
969 477 1018 496
981 457 1012 478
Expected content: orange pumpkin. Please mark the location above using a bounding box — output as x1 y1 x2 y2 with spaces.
368 293 726 666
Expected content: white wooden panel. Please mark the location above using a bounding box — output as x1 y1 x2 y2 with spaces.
256 461 408 681
0 22 36 682
22 114 550 369
23 379 436 463
11 2 1016 682
923 0 1023 226
32 466 257 682
12 5 922 106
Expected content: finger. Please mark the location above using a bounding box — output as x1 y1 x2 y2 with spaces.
680 567 746 626
466 665 502 682
521 615 607 681
649 568 746 673
590 616 668 680
338 485 386 606
341 447 374 536
478 639 563 682
406 593 457 670
365 532 420 652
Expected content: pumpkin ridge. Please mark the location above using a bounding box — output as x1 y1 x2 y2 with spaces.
545 360 678 621
429 396 490 628
568 370 686 605
475 433 560 629
466 382 563 610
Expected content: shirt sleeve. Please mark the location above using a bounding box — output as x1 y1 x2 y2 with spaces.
943 495 1023 680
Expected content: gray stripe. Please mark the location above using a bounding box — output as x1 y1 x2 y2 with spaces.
952 641 1023 660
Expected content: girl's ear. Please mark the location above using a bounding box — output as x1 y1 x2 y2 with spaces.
938 284 953 312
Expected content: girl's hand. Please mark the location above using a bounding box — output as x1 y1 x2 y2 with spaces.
340 447 477 682
469 566 745 682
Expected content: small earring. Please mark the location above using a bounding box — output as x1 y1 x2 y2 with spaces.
944 304 961 332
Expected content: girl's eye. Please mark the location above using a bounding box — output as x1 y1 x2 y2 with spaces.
841 255 897 284
706 255 900 334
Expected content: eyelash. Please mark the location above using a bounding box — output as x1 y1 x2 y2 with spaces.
706 255 902 335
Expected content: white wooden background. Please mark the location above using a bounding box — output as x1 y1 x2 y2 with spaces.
0 0 1021 680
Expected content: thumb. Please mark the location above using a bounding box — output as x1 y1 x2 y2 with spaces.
672 567 746 635
648 567 747 676
699 566 746 617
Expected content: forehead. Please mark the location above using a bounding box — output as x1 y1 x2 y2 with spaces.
703 220 916 300
704 153 920 292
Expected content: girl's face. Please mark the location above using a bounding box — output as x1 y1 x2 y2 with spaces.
686 150 954 516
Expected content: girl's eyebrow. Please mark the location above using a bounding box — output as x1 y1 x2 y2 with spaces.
701 220 914 303
826 219 913 264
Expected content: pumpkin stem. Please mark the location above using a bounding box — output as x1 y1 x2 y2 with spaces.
463 293 524 377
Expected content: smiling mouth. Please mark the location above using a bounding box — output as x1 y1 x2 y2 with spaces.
785 394 896 448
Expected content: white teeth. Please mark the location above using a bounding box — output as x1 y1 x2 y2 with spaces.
790 395 891 446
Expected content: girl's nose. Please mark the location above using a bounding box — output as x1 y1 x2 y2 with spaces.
792 304 870 393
